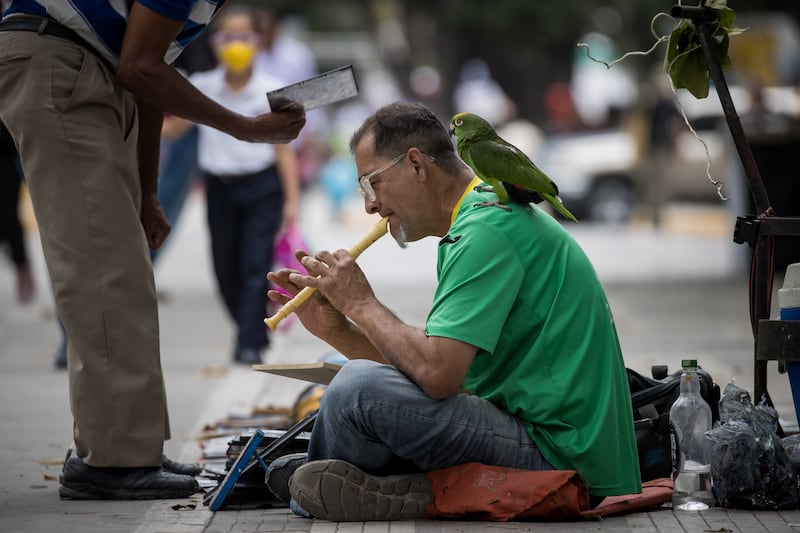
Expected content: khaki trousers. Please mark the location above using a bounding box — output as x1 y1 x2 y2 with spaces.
0 32 169 466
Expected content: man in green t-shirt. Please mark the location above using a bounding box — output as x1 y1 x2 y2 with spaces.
267 102 641 521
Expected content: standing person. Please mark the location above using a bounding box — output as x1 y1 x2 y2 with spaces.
168 5 301 365
0 1 305 500
254 8 317 87
266 102 640 520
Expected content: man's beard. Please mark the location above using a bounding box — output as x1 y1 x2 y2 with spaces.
392 221 408 249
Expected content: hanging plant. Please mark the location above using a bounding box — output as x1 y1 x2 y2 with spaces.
664 0 746 99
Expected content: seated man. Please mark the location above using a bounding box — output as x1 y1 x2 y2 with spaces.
267 102 641 521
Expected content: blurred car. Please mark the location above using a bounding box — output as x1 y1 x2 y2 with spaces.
535 86 800 223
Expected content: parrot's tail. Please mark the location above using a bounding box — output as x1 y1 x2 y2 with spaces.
541 193 578 222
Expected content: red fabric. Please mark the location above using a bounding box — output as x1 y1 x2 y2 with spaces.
582 478 674 520
424 464 673 522
425 463 590 521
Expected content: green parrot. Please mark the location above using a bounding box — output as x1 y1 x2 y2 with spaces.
449 112 578 222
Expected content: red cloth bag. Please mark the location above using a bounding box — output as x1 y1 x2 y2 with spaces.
423 463 673 522
425 463 590 521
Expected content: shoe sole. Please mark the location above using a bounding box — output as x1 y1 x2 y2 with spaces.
59 482 196 500
289 460 431 521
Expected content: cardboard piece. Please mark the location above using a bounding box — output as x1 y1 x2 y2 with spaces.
251 362 343 385
266 65 358 111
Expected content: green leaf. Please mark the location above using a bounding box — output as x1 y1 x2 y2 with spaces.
716 7 736 31
705 0 728 10
673 47 711 98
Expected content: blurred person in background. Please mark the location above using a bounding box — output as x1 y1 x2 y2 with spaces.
255 8 317 87
255 7 322 190
0 119 34 305
169 5 302 365
635 70 681 230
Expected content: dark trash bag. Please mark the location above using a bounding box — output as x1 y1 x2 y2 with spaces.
627 366 720 482
706 381 800 510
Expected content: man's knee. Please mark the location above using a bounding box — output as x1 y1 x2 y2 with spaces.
322 360 402 413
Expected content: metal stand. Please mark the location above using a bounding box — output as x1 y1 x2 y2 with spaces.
671 5 800 407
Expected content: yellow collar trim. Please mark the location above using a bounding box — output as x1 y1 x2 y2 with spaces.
451 177 482 226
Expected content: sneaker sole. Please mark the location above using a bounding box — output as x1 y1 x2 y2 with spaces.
59 482 196 500
289 460 431 521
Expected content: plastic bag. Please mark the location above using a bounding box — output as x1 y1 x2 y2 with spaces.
268 224 309 331
706 381 800 510
782 434 800 471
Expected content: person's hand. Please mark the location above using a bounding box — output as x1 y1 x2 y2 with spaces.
294 249 376 317
242 100 305 143
266 251 350 338
140 192 171 250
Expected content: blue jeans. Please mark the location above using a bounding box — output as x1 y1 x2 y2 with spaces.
308 359 554 475
151 127 199 263
205 167 283 352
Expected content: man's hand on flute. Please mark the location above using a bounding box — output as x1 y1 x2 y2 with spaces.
296 249 378 317
267 250 352 340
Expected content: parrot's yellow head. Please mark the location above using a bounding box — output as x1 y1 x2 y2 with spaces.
449 112 493 141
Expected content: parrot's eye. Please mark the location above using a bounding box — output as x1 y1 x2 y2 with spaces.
455 118 463 127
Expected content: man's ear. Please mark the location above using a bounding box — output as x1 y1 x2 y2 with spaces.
407 147 427 178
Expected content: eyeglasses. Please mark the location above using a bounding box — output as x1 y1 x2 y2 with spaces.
358 152 435 202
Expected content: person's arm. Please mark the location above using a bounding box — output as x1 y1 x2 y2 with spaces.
274 144 300 228
136 98 170 249
290 250 478 399
117 2 305 143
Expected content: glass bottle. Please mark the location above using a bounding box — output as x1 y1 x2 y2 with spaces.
670 359 714 511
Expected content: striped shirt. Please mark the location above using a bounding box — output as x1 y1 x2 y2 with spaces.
3 0 225 68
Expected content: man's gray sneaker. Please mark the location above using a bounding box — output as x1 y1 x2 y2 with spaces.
289 459 431 521
59 456 199 500
265 452 307 504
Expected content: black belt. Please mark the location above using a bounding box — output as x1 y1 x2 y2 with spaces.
0 16 114 71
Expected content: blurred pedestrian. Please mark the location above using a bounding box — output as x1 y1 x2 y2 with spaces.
0 120 33 304
255 8 317 86
634 70 681 229
0 0 304 501
173 5 302 365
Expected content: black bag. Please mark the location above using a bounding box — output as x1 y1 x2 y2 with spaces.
627 365 720 482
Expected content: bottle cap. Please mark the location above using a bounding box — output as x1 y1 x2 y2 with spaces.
681 359 698 369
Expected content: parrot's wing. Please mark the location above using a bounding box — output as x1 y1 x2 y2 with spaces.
468 139 558 196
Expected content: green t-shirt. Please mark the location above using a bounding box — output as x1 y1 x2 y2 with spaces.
425 185 641 496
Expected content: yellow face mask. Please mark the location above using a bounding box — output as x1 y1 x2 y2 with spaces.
218 41 257 73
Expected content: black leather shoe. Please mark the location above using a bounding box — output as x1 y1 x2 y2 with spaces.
59 456 198 500
233 347 262 365
162 455 203 476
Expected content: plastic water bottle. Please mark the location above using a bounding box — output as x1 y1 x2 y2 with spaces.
670 359 714 511
780 263 800 424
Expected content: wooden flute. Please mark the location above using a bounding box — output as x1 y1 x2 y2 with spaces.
264 216 389 331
